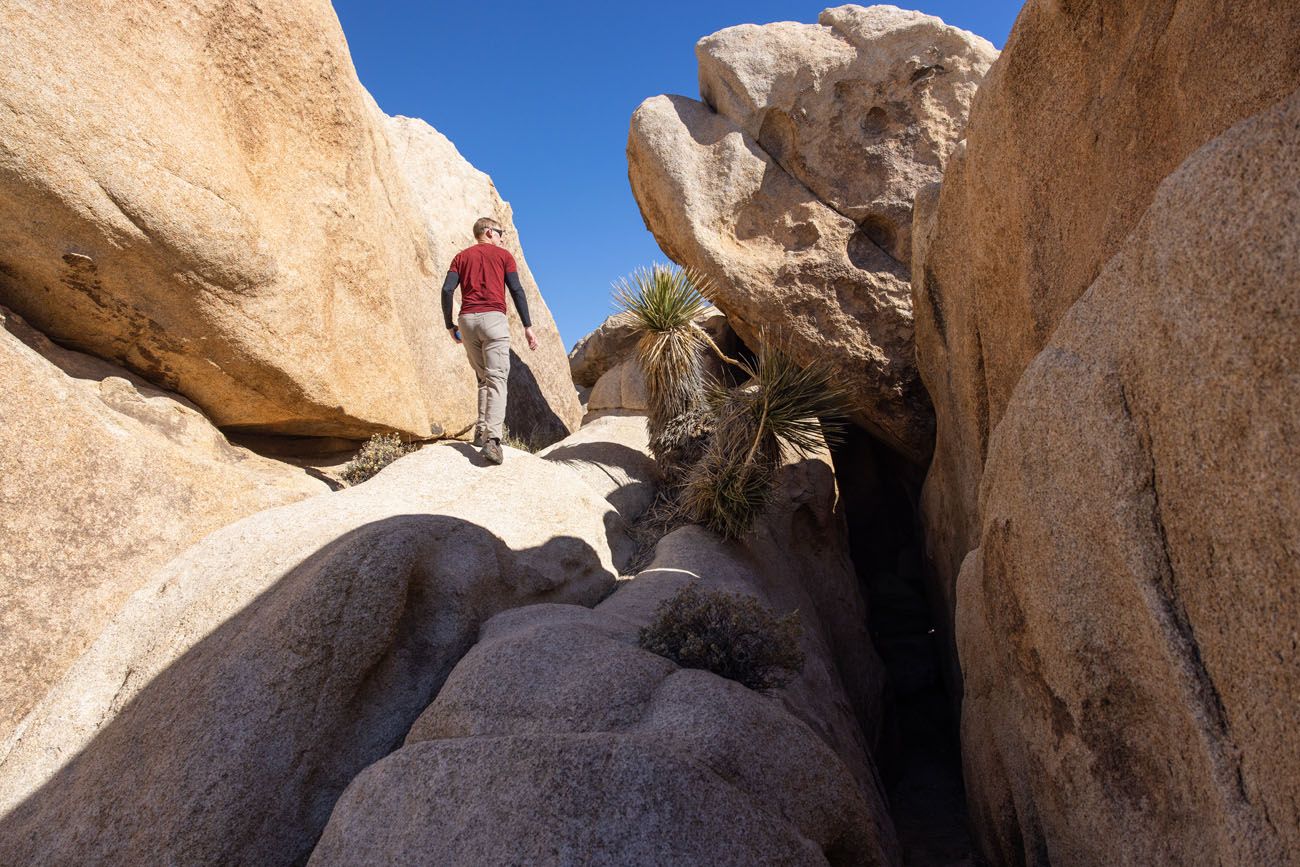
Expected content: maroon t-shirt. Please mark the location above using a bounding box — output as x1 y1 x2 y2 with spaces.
449 243 519 316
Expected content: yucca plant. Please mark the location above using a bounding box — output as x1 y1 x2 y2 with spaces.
612 263 726 483
680 338 848 539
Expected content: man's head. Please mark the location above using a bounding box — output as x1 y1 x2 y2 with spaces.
473 217 506 245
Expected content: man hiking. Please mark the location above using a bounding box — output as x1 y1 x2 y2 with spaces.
441 216 539 465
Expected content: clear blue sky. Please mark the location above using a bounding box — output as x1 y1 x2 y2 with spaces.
331 1 1022 349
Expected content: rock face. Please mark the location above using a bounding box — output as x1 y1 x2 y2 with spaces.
0 445 619 866
0 306 325 741
539 411 659 572
0 0 578 441
311 451 897 865
912 0 1300 626
697 6 996 264
587 359 651 413
958 90 1300 865
628 7 994 461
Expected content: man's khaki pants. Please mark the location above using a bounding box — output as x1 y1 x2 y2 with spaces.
458 311 510 441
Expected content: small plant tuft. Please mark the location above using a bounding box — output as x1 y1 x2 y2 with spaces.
501 425 545 454
340 433 417 485
638 582 805 691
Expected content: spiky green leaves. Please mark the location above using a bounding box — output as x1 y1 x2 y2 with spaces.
681 340 847 538
613 264 715 477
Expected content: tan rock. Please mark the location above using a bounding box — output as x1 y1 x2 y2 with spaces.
0 306 324 740
698 6 996 264
957 89 1300 865
0 443 620 865
311 450 897 865
628 94 929 460
0 0 575 441
912 0 1300 622
539 411 659 571
540 411 658 523
587 358 651 413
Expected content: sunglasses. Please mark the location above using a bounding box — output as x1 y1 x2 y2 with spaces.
489 227 507 237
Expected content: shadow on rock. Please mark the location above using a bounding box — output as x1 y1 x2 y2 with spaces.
0 514 610 866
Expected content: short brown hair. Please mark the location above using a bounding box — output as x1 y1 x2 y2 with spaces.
472 217 501 239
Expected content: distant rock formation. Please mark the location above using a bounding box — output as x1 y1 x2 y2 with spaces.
573 306 734 416
0 0 579 441
628 7 996 461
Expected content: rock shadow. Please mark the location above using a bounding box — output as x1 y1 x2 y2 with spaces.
506 348 570 448
0 515 609 866
540 440 658 520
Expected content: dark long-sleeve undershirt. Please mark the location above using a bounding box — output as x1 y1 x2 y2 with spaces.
441 271 532 330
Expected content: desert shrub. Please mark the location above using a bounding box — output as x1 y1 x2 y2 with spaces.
679 339 847 538
638 582 805 691
340 433 417 485
501 425 545 454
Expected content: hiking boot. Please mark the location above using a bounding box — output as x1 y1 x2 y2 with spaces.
481 438 504 465
472 428 488 448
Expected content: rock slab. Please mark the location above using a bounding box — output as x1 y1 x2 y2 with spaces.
0 444 619 866
311 451 898 865
912 0 1300 627
0 306 324 741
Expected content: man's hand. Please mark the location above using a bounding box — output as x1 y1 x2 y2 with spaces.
524 326 538 352
448 327 461 344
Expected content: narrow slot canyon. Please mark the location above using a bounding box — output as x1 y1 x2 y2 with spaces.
830 429 973 866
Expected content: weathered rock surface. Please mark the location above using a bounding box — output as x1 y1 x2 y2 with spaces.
697 6 995 264
540 411 659 572
629 94 927 460
312 451 897 865
0 0 576 441
587 358 651 413
912 0 1300 623
0 306 325 741
0 444 619 865
958 89 1300 866
386 115 581 441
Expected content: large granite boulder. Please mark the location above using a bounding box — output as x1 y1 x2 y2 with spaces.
912 0 1300 624
0 0 578 441
957 89 1300 866
311 450 898 865
0 444 619 865
0 306 325 741
697 6 995 264
629 94 923 460
629 6 993 461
